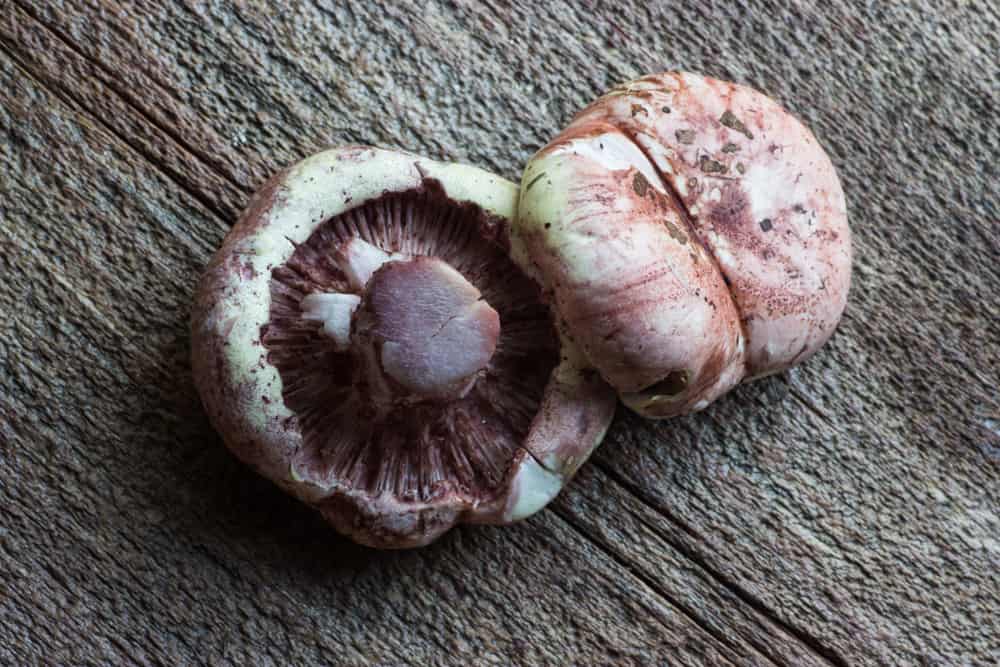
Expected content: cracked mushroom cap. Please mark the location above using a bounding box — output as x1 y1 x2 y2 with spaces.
514 72 852 418
191 147 616 548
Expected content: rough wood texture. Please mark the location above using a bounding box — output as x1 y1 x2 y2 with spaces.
1 1 997 665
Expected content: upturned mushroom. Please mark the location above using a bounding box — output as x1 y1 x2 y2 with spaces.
191 147 616 548
514 72 852 418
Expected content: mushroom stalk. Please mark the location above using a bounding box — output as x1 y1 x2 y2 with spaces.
353 256 501 405
304 254 501 407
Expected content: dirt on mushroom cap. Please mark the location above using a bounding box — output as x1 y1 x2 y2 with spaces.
516 72 852 418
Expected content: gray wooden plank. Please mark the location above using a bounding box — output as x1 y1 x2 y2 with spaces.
1 1 246 221
552 466 836 667
4 0 999 664
1 4 848 664
3 6 847 663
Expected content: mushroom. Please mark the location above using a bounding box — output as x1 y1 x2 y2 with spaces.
191 147 616 548
514 72 852 418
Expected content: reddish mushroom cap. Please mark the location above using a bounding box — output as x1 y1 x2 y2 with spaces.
515 72 852 418
191 147 616 548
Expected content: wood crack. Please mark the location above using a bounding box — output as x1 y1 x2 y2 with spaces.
549 506 749 667
3 2 245 221
14 0 251 195
593 460 850 667
788 386 838 430
0 37 232 228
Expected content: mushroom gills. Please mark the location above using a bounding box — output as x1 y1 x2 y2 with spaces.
194 146 619 548
263 185 562 511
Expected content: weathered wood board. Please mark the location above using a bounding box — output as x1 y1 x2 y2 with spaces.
1 1 997 665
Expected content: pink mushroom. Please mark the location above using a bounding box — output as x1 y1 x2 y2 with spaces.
515 72 852 418
191 147 615 548
192 74 854 547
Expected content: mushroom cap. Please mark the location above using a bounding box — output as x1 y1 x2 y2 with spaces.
191 146 616 548
515 72 852 418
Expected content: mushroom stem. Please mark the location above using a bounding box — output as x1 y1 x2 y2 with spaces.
353 256 500 405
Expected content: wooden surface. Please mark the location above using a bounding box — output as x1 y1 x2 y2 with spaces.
1 1 997 665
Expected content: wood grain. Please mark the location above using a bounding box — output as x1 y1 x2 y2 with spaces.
0 51 753 667
2 0 998 665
